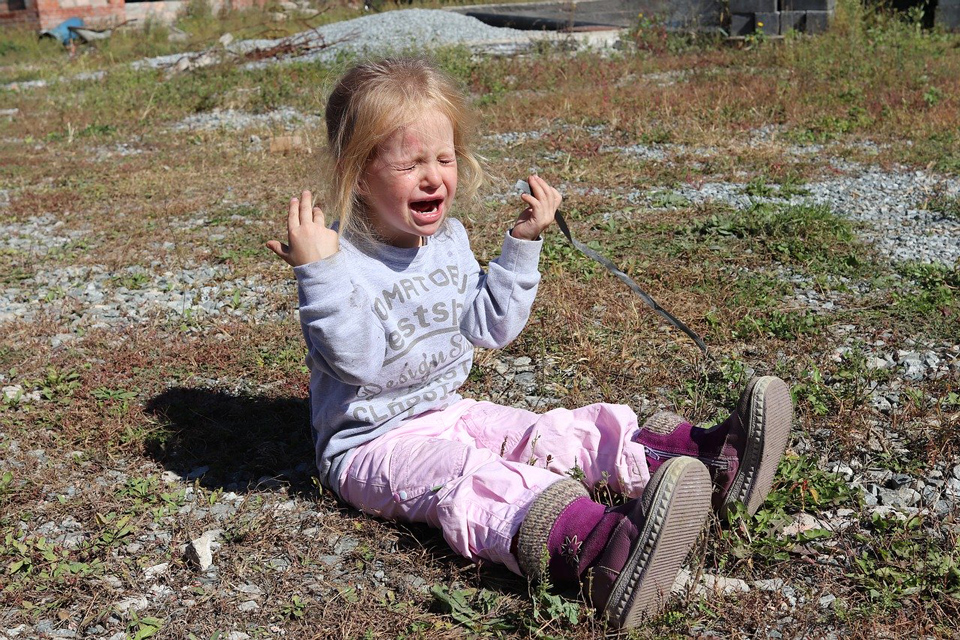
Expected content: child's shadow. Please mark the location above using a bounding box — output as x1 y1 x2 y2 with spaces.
143 387 316 498
144 387 529 594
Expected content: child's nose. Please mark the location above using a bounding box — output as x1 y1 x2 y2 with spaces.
421 162 442 189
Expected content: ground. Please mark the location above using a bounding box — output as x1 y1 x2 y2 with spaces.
0 1 959 638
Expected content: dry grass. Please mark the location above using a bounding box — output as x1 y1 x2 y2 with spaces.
1 0 959 637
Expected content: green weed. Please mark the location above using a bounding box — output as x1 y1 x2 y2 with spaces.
689 202 863 273
851 512 960 608
280 594 308 620
431 585 515 634
734 309 824 341
719 454 860 564
924 193 960 220
892 262 959 331
39 366 81 401
125 611 164 640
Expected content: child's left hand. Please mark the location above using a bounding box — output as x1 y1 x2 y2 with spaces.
511 175 561 241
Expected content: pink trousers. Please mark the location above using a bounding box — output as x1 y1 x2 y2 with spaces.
339 399 650 575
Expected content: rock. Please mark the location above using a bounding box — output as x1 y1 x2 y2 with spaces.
149 584 173 599
185 529 222 571
701 573 751 595
144 562 169 580
782 513 828 537
235 583 263 596
819 593 836 609
186 466 210 480
332 535 359 555
829 463 854 481
238 600 259 612
898 350 926 380
870 505 909 521
403 574 429 593
114 596 148 613
877 486 920 508
754 578 787 592
673 569 750 596
935 500 954 517
219 33 234 47
947 478 960 496
100 575 123 589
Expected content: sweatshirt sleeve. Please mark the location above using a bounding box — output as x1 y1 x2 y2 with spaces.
294 251 386 386
458 224 543 349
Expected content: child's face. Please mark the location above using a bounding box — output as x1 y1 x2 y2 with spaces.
361 110 457 248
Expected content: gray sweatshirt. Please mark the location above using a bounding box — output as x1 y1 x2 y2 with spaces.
293 218 543 493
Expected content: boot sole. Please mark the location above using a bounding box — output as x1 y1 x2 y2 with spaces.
723 376 793 517
604 457 711 629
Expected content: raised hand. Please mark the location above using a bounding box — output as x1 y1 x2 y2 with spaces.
511 175 561 241
266 190 340 267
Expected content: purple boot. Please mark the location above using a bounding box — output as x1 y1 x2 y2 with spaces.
517 457 711 629
636 376 793 517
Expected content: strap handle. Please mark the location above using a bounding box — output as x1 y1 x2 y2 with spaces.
516 180 708 356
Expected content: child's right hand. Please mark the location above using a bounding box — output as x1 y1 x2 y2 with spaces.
266 190 339 267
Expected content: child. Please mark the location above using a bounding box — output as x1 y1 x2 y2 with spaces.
267 57 792 630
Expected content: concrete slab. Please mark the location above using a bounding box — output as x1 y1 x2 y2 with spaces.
449 0 722 31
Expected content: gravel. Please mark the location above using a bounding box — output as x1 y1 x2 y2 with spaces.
135 10 547 72
3 39 960 637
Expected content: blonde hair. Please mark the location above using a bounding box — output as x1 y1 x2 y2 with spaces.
324 57 484 238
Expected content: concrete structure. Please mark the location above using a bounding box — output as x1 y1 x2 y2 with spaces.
454 0 958 35
0 0 263 31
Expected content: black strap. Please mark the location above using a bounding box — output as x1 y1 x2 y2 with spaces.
553 209 709 357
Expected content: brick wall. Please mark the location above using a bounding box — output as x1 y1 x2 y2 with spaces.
1 0 270 31
0 0 40 28
34 0 125 29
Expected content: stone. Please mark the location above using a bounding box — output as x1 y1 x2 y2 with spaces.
755 12 780 35
877 486 920 508
782 513 827 537
937 5 960 30
829 462 854 481
144 562 169 580
781 0 835 10
186 466 210 480
730 0 776 12
185 530 222 571
114 596 148 613
804 10 831 33
673 569 750 596
935 500 954 517
332 535 359 555
238 600 259 612
730 13 754 36
819 593 836 609
780 10 806 33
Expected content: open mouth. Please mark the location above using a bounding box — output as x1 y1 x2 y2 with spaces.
410 199 443 215
409 199 445 224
